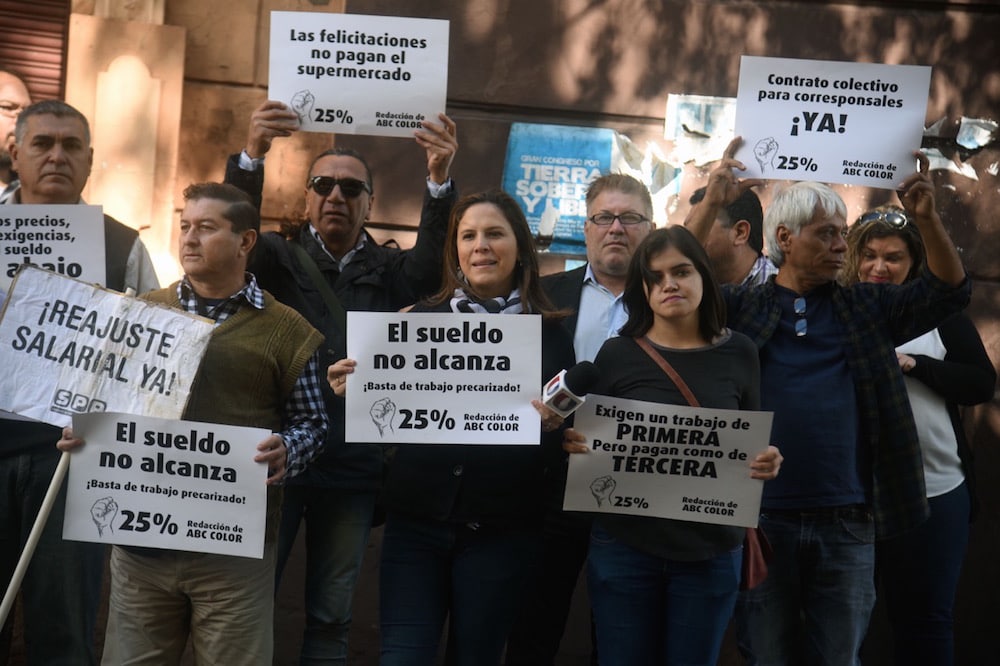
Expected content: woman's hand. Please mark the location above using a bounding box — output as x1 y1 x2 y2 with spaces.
57 426 85 452
327 358 357 397
531 399 565 433
561 427 589 454
750 445 783 480
897 352 917 373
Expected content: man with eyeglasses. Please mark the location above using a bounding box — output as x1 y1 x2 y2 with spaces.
507 173 653 666
223 99 458 664
2 99 159 664
688 185 777 288
685 139 969 666
0 69 31 203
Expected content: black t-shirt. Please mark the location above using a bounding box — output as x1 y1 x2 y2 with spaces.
591 331 759 561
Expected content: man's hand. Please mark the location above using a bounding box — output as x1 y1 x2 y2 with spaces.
255 434 287 485
684 136 763 243
57 426 84 452
245 100 301 159
897 151 936 222
415 113 458 185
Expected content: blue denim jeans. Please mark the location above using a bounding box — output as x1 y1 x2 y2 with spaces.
736 506 876 666
877 483 970 666
275 486 376 666
379 512 541 666
0 447 105 665
586 524 742 666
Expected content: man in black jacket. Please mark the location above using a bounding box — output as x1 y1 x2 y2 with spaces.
507 173 653 665
224 100 457 664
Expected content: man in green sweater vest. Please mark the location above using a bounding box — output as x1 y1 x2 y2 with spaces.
58 183 328 665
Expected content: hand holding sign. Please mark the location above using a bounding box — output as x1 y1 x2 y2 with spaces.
244 100 301 159
415 113 458 185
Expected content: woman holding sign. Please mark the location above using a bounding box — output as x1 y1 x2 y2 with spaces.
562 226 781 666
329 189 573 666
842 206 994 666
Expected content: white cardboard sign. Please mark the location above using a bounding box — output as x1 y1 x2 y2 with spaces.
734 56 932 188
269 11 449 138
63 412 268 558
0 266 213 427
564 395 773 528
345 312 541 445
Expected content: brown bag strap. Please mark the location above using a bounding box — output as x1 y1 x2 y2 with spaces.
634 336 701 408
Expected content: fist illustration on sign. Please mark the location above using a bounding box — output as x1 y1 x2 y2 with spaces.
370 397 397 437
753 137 779 173
590 475 616 507
290 90 316 123
91 497 118 537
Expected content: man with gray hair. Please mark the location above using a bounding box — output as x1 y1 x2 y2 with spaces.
687 140 968 666
1 99 158 664
0 68 31 203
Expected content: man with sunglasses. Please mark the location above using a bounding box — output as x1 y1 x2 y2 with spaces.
0 68 31 203
686 139 969 666
223 100 458 664
507 173 653 666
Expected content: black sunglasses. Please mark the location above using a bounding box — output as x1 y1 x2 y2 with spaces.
307 176 371 198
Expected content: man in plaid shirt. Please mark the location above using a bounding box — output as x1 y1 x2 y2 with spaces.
687 141 969 666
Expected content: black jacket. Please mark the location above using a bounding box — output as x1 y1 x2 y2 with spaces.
381 302 575 524
225 154 455 489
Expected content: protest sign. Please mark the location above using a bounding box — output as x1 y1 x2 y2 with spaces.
0 204 105 292
63 412 268 558
0 266 214 427
734 56 932 188
268 11 449 138
564 395 773 528
345 312 541 445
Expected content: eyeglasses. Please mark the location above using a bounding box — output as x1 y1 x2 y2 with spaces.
307 176 371 198
0 101 23 119
856 210 909 229
793 297 807 337
587 212 649 226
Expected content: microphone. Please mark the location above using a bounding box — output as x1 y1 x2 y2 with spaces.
541 361 601 418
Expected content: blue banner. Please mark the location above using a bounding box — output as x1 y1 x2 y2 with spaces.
501 123 615 255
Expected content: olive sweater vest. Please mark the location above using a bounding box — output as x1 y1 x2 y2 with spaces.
143 285 323 541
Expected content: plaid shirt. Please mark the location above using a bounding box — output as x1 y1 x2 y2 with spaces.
723 268 970 538
177 275 328 479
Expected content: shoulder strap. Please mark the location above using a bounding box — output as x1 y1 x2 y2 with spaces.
634 336 700 407
289 241 348 332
